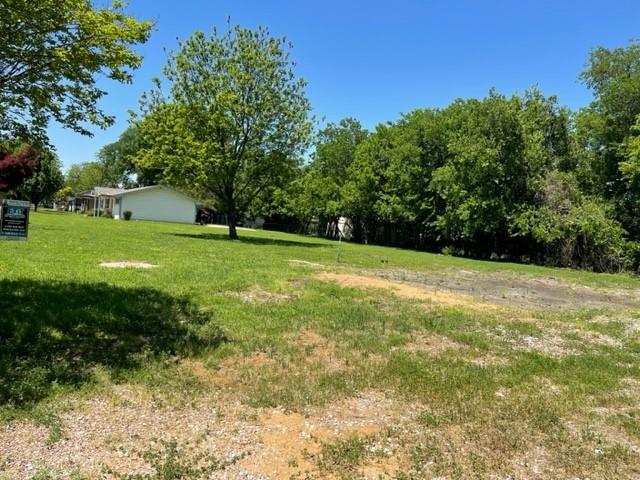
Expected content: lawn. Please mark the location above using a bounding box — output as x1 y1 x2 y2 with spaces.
1 212 640 479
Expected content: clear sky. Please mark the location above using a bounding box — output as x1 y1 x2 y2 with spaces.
50 0 640 169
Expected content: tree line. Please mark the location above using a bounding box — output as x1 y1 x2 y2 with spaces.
82 28 640 272
264 43 640 273
2 1 640 272
279 78 636 272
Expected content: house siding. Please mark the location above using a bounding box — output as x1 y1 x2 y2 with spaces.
116 187 196 224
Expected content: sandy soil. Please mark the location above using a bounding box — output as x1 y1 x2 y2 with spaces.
0 389 414 480
321 268 640 311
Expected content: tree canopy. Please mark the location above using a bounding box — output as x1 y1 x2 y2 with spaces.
282 85 629 271
134 23 312 239
97 127 159 188
64 161 114 193
0 0 152 143
13 147 64 209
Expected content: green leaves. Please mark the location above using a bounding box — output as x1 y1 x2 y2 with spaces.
577 41 640 237
0 0 152 143
134 23 312 238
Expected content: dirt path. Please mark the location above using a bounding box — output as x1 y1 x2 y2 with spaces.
321 268 640 311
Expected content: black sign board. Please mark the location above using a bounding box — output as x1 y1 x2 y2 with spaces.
0 199 30 240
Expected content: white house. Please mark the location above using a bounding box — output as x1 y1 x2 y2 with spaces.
73 186 125 215
73 185 197 224
114 185 197 224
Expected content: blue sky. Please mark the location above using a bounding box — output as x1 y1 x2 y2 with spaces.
50 0 640 169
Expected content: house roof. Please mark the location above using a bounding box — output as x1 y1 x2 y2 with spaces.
76 187 126 197
75 184 197 203
114 184 198 203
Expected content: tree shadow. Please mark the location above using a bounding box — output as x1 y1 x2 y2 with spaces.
169 231 326 248
0 279 226 407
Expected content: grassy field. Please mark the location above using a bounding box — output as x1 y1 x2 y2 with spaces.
1 212 640 479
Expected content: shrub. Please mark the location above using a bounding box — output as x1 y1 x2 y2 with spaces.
102 209 113 218
511 171 631 272
123 210 132 221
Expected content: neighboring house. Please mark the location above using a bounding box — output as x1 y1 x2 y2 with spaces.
73 186 125 215
72 185 197 224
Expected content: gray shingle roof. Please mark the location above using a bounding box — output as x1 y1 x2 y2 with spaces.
93 187 126 196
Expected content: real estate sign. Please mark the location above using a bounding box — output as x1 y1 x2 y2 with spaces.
0 199 30 240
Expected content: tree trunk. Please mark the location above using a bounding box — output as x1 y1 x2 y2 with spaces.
33 202 38 212
228 211 239 240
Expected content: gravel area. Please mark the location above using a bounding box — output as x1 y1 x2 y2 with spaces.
0 388 415 479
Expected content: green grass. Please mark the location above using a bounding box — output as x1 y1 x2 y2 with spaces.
1 211 639 478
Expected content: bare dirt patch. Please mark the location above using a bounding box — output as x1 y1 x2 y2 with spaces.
0 389 413 480
489 325 622 358
240 390 413 479
222 286 293 304
318 272 488 310
296 329 345 372
318 268 640 316
360 269 640 312
0 387 252 479
99 261 158 269
399 331 464 356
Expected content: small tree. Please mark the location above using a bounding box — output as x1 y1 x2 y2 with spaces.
0 145 38 193
135 23 312 239
14 148 64 210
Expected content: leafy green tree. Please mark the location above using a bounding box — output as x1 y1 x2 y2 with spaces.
0 0 152 143
13 147 64 210
512 171 629 272
342 124 394 243
65 161 114 193
576 41 640 236
430 93 525 252
97 127 159 188
377 109 450 247
135 24 312 239
430 90 571 254
289 118 368 238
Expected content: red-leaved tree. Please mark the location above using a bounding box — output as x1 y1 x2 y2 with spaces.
0 146 39 193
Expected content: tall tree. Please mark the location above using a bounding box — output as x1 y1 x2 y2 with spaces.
97 127 159 187
0 0 152 143
14 148 64 210
576 41 640 237
65 161 114 193
291 118 368 238
135 24 312 239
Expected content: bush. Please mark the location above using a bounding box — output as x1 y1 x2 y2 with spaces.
102 208 113 218
123 210 132 221
513 201 630 272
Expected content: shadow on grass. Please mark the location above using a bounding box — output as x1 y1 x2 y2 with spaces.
169 231 326 248
0 279 226 408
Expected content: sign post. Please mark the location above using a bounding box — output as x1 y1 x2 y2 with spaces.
0 199 31 240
